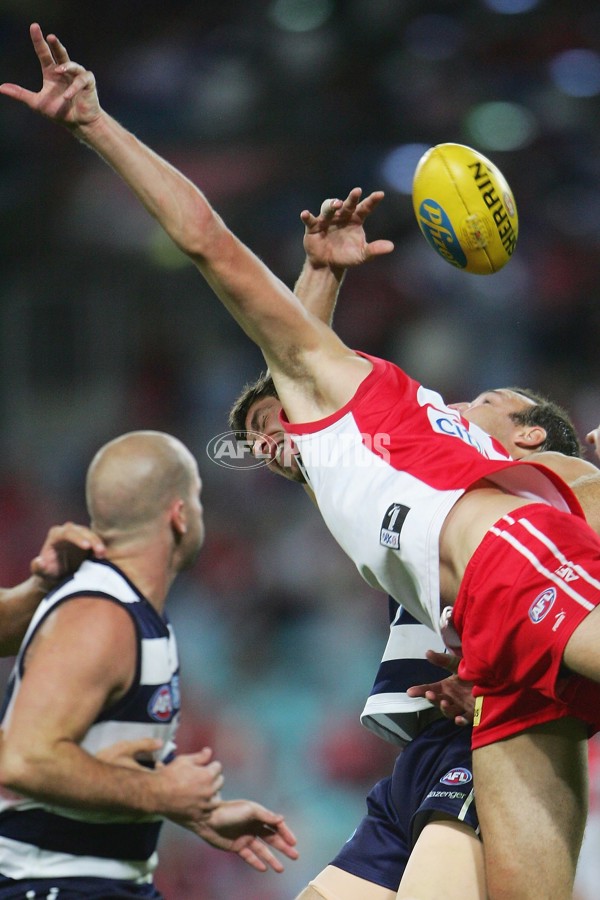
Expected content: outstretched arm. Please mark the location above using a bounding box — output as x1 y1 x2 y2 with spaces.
1 25 375 419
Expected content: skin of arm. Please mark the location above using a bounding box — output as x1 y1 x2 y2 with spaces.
96 723 300 870
195 800 298 872
0 529 301 864
531 451 600 535
94 749 299 872
0 598 299 869
291 189 394 503
0 24 377 423
0 579 53 658
0 521 106 656
0 597 224 827
294 188 394 324
569 472 600 536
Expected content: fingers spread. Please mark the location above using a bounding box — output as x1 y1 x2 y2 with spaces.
29 23 56 69
47 33 71 66
355 189 385 221
239 838 284 872
364 238 395 260
319 198 342 217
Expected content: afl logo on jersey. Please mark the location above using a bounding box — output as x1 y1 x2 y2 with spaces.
440 767 472 786
148 685 174 722
529 587 556 624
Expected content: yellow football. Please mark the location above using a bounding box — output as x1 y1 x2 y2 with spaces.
412 143 518 275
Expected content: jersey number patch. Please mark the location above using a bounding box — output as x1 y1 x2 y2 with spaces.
380 503 410 550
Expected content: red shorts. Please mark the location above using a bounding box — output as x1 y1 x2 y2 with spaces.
451 504 600 749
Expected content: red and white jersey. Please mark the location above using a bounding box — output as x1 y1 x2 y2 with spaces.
282 353 581 633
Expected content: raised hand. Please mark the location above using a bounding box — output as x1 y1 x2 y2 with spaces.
301 186 394 271
30 521 106 590
0 23 101 129
195 799 299 872
406 649 475 726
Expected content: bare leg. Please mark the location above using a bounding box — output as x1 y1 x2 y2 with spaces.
397 816 487 899
294 865 396 900
473 718 587 900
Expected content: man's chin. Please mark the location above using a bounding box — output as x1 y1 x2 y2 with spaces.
268 459 306 484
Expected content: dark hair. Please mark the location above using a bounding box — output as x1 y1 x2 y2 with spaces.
506 387 582 458
228 371 278 440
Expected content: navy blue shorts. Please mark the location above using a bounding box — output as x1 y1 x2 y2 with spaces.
0 875 162 899
330 718 478 891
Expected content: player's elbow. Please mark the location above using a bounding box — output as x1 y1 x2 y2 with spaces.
0 745 40 795
172 202 231 263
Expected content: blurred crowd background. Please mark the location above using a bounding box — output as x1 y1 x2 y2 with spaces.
1 0 600 897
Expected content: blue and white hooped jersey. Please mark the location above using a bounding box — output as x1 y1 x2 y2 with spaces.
0 559 180 883
360 598 449 747
283 353 580 634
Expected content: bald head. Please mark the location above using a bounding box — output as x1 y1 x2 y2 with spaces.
86 431 200 540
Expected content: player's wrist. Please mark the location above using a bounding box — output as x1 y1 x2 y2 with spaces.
26 571 54 598
73 109 112 145
303 253 329 271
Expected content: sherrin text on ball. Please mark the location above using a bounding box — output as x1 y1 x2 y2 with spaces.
412 143 518 275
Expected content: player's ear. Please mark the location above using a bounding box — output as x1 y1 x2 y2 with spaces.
514 425 546 451
170 499 188 537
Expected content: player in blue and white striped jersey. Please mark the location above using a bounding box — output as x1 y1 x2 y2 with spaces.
0 430 298 898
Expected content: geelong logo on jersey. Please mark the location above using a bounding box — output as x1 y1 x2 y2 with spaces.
529 587 556 623
440 767 472 786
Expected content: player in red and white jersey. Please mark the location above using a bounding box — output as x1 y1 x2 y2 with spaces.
7 25 600 897
234 369 599 900
280 351 579 633
229 199 600 900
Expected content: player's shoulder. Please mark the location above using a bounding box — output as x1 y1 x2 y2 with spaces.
529 450 598 484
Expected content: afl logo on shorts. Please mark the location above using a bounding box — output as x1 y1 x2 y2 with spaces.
440 767 472 786
529 587 556 624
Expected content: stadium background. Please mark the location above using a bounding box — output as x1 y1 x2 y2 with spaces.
1 1 599 896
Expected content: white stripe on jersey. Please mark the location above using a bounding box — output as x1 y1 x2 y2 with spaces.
140 626 179 683
0 836 158 882
360 603 448 747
